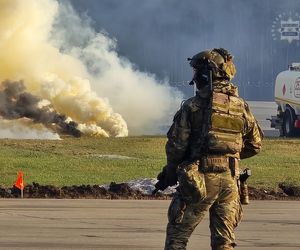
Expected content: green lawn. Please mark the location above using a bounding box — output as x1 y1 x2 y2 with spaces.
0 136 299 189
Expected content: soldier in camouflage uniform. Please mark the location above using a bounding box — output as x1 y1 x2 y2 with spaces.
155 48 263 250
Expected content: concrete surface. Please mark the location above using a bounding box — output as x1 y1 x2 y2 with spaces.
0 199 299 249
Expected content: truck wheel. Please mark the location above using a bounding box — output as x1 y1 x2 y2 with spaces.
283 107 296 137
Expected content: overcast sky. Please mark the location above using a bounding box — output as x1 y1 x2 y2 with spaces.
70 0 300 101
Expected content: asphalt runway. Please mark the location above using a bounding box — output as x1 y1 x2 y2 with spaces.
0 199 299 250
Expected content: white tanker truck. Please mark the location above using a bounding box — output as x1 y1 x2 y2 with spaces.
269 63 300 137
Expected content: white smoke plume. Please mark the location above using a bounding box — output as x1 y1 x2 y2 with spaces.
0 0 182 138
0 119 61 140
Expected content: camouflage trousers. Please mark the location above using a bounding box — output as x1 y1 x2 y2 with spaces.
164 161 242 250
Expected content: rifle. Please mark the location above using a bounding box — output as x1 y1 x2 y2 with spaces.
198 68 213 154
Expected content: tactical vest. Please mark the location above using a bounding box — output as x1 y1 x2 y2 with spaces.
206 91 244 154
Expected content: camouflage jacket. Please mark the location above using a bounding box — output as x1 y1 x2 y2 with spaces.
165 81 263 167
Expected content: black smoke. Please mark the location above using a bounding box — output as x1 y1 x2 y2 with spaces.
0 80 81 137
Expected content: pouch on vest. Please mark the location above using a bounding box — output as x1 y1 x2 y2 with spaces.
206 92 244 154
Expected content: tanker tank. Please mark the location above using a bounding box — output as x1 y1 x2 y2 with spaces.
269 63 300 137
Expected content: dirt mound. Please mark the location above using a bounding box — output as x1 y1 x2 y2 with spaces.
0 182 169 199
249 186 289 200
278 183 300 197
0 182 299 200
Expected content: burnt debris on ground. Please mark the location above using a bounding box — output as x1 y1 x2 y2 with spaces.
0 182 300 200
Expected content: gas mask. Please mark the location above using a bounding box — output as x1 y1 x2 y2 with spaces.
189 59 213 90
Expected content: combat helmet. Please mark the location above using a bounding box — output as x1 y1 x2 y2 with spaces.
188 48 236 83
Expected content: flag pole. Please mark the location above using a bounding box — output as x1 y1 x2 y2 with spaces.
21 188 23 199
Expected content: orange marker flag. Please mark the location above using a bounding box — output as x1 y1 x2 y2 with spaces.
15 171 25 190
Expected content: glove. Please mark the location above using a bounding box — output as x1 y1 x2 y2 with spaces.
153 165 178 194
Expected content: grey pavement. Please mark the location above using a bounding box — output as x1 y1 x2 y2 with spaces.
0 199 299 250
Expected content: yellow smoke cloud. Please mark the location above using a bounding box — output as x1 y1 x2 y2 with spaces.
0 0 127 137
0 0 182 138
